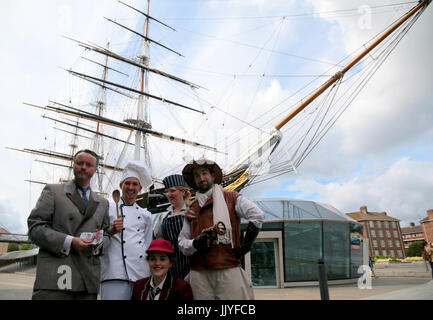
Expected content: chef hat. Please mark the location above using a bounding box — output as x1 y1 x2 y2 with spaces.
120 160 152 188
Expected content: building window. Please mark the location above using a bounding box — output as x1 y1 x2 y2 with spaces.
378 230 384 238
393 230 399 238
386 230 391 238
377 221 382 228
373 240 378 247
384 221 389 228
398 250 403 258
390 250 395 257
323 222 350 280
391 222 396 228
369 221 374 228
382 249 387 256
374 250 380 256
380 240 385 248
395 241 401 248
283 221 322 282
388 240 393 248
371 230 376 237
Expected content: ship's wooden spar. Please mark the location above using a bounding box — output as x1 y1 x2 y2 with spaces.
81 56 129 77
104 17 183 57
274 0 429 131
118 0 176 32
8 147 125 173
43 114 138 147
63 36 204 90
224 0 430 187
23 102 225 154
66 68 204 114
6 147 162 185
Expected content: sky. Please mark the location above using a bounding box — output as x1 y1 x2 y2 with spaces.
1 0 432 234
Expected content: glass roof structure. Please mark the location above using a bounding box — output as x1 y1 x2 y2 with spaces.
251 198 357 223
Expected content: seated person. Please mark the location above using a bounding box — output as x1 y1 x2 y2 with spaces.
132 239 193 300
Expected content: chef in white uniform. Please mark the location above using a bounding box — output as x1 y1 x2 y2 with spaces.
100 160 154 300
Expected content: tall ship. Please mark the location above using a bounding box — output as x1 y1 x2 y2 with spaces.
7 0 431 215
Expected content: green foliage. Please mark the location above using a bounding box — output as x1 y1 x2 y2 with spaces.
20 243 33 251
7 243 19 252
7 243 34 252
406 240 424 257
371 255 399 261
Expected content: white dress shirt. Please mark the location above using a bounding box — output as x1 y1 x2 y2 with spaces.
178 194 264 256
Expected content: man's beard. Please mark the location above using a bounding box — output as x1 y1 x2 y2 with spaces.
197 181 213 193
74 169 91 184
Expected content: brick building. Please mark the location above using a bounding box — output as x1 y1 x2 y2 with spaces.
401 223 424 249
420 209 433 243
0 228 9 254
346 206 405 258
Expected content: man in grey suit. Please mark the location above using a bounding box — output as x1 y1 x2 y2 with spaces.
28 149 110 300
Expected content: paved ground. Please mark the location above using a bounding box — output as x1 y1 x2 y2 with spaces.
0 261 432 300
254 277 432 300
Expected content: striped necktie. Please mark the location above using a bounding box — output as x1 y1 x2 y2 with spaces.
149 287 161 300
77 185 90 206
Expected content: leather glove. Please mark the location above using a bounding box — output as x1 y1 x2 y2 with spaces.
193 230 213 252
235 222 260 259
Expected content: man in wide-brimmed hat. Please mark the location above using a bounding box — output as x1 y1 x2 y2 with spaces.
178 159 264 300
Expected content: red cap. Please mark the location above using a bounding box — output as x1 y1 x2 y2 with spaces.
146 239 174 254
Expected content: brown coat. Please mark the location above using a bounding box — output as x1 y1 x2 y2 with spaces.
189 190 241 270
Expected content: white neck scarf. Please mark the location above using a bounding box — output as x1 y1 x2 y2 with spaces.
195 184 233 247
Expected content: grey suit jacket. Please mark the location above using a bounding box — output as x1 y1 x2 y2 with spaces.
28 180 110 293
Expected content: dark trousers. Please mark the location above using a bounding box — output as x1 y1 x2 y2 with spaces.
429 262 433 279
32 289 97 300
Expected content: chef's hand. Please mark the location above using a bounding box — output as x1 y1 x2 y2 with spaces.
109 217 124 235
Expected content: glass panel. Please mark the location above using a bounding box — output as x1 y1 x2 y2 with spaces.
315 202 347 220
283 221 322 282
349 223 364 278
323 221 350 280
290 201 320 218
286 203 316 220
250 241 276 287
255 201 284 220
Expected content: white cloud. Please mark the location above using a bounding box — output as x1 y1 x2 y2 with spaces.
0 202 27 234
1 1 432 234
286 157 433 227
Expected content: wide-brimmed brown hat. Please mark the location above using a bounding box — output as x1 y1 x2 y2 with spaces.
182 159 223 190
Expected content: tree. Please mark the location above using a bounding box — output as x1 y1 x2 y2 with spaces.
406 240 424 257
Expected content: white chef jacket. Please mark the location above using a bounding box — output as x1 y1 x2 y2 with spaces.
100 199 153 282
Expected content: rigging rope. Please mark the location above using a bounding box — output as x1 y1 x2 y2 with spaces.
243 6 425 187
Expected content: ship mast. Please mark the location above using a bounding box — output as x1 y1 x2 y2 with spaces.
93 41 110 191
134 0 150 163
274 0 430 131
225 0 431 177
